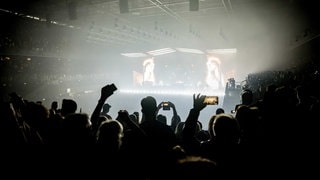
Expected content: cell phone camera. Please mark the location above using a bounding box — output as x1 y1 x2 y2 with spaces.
162 102 170 110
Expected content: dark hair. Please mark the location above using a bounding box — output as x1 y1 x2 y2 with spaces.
141 96 157 115
216 108 225 114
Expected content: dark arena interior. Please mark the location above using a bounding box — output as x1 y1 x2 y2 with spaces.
0 0 319 178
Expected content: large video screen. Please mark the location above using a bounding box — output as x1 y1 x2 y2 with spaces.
124 50 236 95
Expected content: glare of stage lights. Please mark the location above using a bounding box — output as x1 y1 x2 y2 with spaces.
206 48 237 54
147 48 176 56
121 53 148 57
119 89 225 96
176 48 204 54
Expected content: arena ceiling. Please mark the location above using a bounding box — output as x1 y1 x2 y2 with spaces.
0 0 317 54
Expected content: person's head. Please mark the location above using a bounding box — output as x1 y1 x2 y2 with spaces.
97 120 124 149
61 99 77 116
102 103 111 113
216 108 224 115
206 56 220 71
157 114 167 125
51 101 58 110
143 58 154 70
213 114 240 144
241 89 253 105
129 113 139 125
141 96 157 118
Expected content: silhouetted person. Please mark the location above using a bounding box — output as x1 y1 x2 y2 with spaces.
235 105 261 145
139 96 177 179
101 103 112 120
129 113 139 125
234 89 254 112
49 101 58 117
205 56 224 90
156 101 181 131
140 96 176 150
156 114 167 125
143 58 156 86
200 114 241 175
96 119 124 151
90 84 117 141
133 111 140 124
216 108 224 115
181 94 207 156
61 99 77 118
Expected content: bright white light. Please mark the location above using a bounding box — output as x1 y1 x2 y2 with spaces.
121 53 148 57
206 48 237 54
84 90 93 94
176 48 204 54
119 89 225 96
147 48 176 56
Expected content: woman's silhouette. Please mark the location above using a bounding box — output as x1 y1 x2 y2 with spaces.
205 56 223 90
143 57 156 85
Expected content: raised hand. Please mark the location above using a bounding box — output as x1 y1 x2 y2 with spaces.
168 101 175 108
193 93 207 112
100 83 117 102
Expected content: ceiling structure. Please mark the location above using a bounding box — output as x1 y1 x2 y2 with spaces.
0 0 316 57
1 0 319 104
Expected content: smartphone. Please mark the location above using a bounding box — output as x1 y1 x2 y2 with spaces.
203 96 219 105
110 83 118 92
162 101 170 110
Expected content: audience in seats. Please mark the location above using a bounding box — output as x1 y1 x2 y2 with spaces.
2 62 319 178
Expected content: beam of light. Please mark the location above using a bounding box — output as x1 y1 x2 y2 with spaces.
147 48 176 56
121 53 148 57
206 48 237 54
84 90 94 94
119 89 225 96
176 48 204 54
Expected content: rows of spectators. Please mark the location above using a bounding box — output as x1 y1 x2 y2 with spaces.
0 13 70 57
1 57 318 178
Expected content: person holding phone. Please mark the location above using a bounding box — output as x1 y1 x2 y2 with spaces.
156 101 181 131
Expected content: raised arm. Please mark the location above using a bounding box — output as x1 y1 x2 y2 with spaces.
91 83 117 136
168 101 181 131
182 94 207 141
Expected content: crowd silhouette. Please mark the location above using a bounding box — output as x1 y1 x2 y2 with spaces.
1 59 319 179
1 1 319 178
